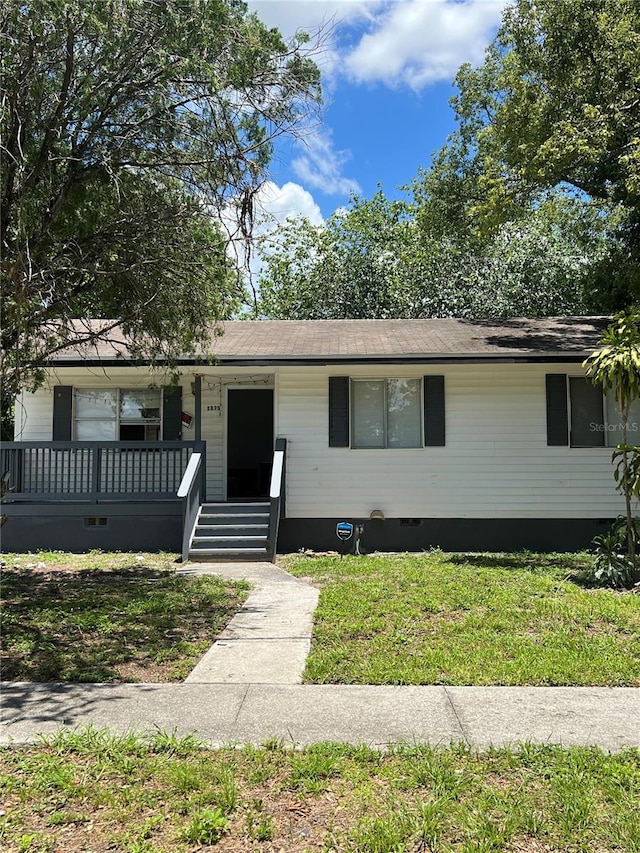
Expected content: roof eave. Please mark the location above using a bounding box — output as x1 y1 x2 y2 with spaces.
44 351 591 368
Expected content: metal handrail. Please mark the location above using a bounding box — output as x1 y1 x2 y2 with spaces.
267 437 287 562
177 452 203 498
180 452 203 562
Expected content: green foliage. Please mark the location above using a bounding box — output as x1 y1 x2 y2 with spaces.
244 800 274 842
584 310 640 575
179 807 228 844
257 186 612 320
591 518 640 589
428 0 640 309
613 444 640 500
0 0 321 397
584 311 640 402
258 190 417 319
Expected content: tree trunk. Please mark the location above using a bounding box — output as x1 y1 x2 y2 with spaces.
621 403 636 564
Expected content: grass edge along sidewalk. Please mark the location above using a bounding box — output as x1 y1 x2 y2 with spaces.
0 729 638 853
281 550 640 687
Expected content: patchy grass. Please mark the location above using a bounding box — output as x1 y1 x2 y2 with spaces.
281 551 640 686
0 730 638 852
0 552 249 682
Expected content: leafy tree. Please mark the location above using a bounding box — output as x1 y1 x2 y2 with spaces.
257 191 419 319
428 0 640 307
584 311 640 583
0 0 321 398
257 189 609 320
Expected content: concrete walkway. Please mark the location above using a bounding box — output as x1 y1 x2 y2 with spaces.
179 561 319 684
1 561 638 750
2 684 638 750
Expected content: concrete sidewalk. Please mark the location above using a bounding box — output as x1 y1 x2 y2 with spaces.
2 560 638 751
2 684 638 750
179 561 319 684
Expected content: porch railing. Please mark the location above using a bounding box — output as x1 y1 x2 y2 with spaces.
178 451 204 561
267 437 287 562
0 441 205 502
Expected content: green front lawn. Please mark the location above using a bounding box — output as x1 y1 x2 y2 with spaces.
1 730 639 853
282 551 640 686
0 552 249 682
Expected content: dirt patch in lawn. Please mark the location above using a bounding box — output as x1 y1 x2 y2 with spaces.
0 557 249 683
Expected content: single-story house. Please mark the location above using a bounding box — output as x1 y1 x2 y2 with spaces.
2 316 633 558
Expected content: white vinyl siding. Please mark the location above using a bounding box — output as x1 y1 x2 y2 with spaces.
277 363 629 520
16 362 632 519
17 373 180 441
14 388 53 440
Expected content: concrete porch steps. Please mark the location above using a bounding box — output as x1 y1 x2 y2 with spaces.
188 502 270 561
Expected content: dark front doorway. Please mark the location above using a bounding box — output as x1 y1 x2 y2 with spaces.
226 388 274 500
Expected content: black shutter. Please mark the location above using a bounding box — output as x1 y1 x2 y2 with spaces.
162 385 182 440
52 386 73 440
546 374 569 446
329 377 349 447
424 376 446 446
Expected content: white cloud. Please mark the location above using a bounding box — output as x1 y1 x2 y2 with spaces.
247 1 378 88
222 181 324 294
292 127 361 196
256 180 325 228
249 1 507 90
344 0 506 89
248 1 377 41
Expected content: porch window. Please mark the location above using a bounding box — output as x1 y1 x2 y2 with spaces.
351 378 422 449
74 389 161 441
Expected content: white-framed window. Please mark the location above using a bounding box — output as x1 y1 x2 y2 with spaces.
74 388 162 441
351 378 422 449
568 377 640 447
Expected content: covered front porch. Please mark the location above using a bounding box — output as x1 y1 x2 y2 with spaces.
1 439 286 560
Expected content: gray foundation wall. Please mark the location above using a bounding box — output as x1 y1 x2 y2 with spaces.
277 517 613 554
2 506 612 555
1 503 182 553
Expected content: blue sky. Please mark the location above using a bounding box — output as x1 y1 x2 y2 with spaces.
247 0 507 227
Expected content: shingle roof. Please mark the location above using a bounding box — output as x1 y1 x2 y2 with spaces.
51 317 610 364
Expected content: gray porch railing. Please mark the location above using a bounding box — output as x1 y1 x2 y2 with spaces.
0 441 205 502
177 451 204 561
267 437 287 562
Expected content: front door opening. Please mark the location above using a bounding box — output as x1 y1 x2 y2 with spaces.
227 389 274 500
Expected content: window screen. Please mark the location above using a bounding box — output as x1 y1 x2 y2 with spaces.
352 381 385 448
605 390 640 447
387 378 421 448
351 379 421 449
569 377 604 447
